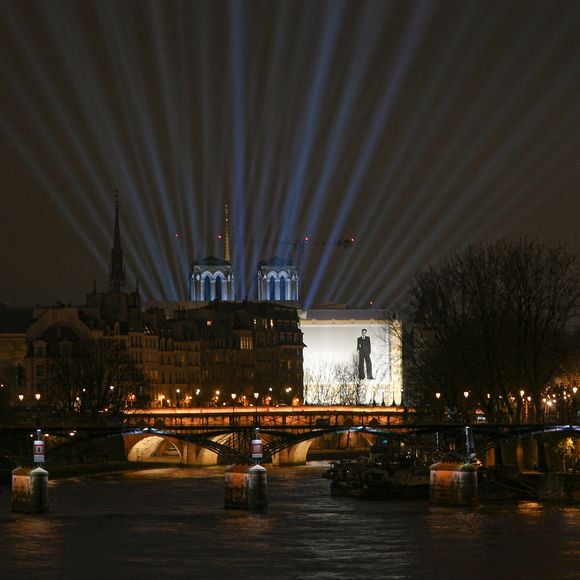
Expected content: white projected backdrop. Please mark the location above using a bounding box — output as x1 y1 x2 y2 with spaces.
301 321 402 406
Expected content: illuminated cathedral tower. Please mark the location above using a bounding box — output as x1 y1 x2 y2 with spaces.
189 203 236 301
257 256 299 302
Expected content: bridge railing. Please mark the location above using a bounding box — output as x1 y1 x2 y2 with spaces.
1 405 577 432
120 405 409 431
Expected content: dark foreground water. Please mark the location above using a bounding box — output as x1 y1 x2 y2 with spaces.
0 463 579 580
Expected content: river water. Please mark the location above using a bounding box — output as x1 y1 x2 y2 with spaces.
0 462 578 580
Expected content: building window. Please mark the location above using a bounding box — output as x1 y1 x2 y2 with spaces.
203 276 211 300
215 276 223 300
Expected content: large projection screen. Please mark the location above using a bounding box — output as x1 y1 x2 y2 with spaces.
300 311 402 406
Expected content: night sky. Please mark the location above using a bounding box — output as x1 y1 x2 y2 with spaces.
1 0 579 309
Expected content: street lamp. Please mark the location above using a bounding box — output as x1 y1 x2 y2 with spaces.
35 393 41 402
231 393 236 413
463 391 470 422
195 388 201 407
434 392 442 419
18 393 24 403
176 388 181 408
254 392 259 424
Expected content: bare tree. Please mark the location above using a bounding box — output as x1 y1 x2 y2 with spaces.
304 362 339 405
334 355 367 405
401 239 580 421
303 357 370 405
47 338 148 415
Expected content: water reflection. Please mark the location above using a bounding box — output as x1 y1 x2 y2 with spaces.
0 465 579 579
515 500 546 516
1 513 65 576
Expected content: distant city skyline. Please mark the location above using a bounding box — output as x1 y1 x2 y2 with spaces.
1 1 579 308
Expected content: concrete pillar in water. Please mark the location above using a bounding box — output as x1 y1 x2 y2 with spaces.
522 439 539 471
224 464 268 510
11 467 49 514
500 440 518 467
516 439 525 471
429 461 478 506
484 446 496 467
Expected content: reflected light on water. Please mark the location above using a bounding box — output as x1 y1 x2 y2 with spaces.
0 466 579 580
1 515 65 575
515 501 546 517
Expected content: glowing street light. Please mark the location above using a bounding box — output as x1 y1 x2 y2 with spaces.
18 393 24 402
231 393 237 413
254 392 259 424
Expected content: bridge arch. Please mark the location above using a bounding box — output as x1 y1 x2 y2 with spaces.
123 432 241 466
272 440 313 466
126 435 182 463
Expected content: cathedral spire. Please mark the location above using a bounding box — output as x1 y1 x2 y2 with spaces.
224 202 231 263
108 193 126 293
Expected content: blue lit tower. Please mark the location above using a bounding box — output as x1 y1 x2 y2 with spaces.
257 256 300 302
189 204 236 301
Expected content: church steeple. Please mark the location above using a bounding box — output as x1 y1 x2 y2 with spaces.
224 202 231 263
108 194 126 293
189 202 236 301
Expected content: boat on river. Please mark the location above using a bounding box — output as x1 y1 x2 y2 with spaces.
325 456 430 500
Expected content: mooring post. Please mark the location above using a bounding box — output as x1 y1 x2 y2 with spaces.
11 429 49 514
224 428 267 510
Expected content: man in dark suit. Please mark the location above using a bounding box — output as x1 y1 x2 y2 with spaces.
357 328 373 380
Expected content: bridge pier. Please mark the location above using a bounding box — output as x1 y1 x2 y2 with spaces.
429 461 479 506
181 441 220 466
11 467 49 514
484 446 497 467
224 464 268 510
518 438 539 471
493 439 540 472
271 440 312 466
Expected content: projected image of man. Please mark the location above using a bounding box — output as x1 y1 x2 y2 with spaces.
357 328 373 380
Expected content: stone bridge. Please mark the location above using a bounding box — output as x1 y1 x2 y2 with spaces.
121 406 408 466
